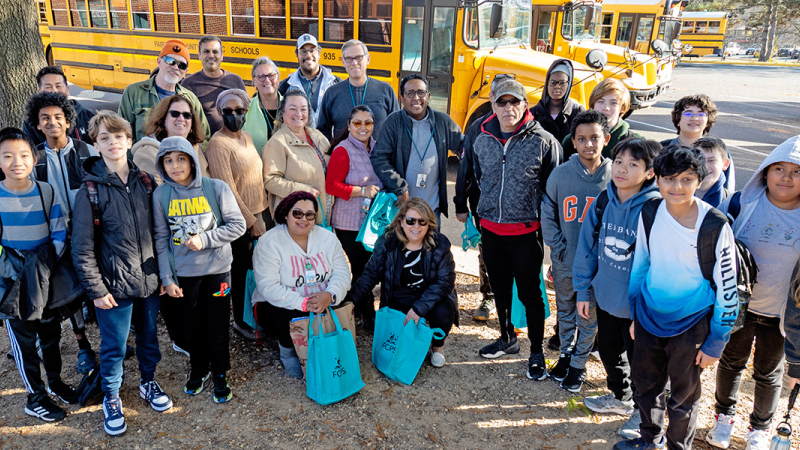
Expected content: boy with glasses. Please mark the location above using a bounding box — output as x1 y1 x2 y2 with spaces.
530 60 585 143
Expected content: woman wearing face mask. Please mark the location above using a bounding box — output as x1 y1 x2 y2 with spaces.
263 88 332 225
206 88 271 340
243 57 283 155
130 95 210 185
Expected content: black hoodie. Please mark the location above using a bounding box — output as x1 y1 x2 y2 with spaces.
530 59 585 143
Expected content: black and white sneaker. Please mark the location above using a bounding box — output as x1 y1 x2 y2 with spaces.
184 372 211 396
139 380 173 412
46 379 78 404
25 394 67 422
560 367 586 393
548 353 571 381
526 353 548 380
479 336 520 359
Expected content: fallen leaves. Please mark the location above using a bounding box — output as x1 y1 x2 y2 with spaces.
428 432 438 443
376 421 386 439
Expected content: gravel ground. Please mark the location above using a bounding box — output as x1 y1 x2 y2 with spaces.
0 273 797 449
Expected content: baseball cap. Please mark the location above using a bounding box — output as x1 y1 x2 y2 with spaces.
492 79 527 101
297 34 319 50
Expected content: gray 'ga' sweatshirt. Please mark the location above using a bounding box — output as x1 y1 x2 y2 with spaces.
541 154 612 275
153 140 247 287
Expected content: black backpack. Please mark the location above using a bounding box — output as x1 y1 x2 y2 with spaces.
639 194 757 333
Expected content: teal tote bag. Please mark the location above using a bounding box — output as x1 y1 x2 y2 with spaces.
356 192 397 251
306 308 365 405
371 307 408 375
387 317 445 385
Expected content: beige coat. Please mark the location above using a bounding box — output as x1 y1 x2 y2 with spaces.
130 136 209 185
262 123 331 224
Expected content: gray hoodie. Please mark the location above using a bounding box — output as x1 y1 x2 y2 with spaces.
542 153 612 275
153 137 246 287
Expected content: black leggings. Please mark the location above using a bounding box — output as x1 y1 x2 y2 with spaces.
178 272 232 375
336 229 375 318
255 301 307 348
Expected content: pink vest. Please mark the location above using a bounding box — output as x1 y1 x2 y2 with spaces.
330 134 383 231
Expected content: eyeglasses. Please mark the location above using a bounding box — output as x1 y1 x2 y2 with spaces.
495 97 522 107
298 47 320 56
403 90 429 99
168 110 192 120
404 217 428 227
221 108 246 115
343 54 366 65
548 80 569 88
163 56 188 71
682 111 708 119
494 73 516 82
291 209 317 220
351 120 374 128
255 73 278 83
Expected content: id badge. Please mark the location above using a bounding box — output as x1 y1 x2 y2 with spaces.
304 262 317 285
416 173 427 188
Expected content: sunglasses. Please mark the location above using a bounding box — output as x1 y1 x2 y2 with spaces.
351 120 374 128
495 98 522 107
291 209 317 221
494 73 516 82
163 56 188 71
221 108 247 115
404 217 428 227
168 110 192 120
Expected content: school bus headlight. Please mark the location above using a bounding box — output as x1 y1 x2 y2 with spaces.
672 39 683 50
683 44 694 54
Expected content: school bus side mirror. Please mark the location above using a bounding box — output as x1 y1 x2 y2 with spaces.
489 3 504 39
585 49 608 70
651 39 670 56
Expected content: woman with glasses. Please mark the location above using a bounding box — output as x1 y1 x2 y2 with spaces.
530 59 585 143
325 106 382 289
244 57 283 155
263 89 332 225
347 198 457 368
206 89 271 340
251 191 351 378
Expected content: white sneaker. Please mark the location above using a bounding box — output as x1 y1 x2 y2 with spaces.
744 427 770 450
431 351 446 368
706 413 735 449
583 393 635 415
618 409 642 439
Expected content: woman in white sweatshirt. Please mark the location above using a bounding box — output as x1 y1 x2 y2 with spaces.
251 191 351 378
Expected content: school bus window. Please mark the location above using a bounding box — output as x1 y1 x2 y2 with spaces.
178 0 201 33
464 6 479 48
260 0 286 38
231 0 256 36
695 21 707 33
535 10 554 52
52 0 70 26
707 21 721 33
109 0 129 29
323 0 354 42
69 0 88 27
600 12 613 41
204 0 227 35
154 0 176 32
37 0 47 23
636 16 654 44
401 5 424 71
88 0 108 28
131 0 151 30
682 20 694 33
617 16 633 43
359 0 392 45
291 0 319 39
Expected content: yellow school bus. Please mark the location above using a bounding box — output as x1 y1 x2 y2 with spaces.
679 11 729 57
36 0 603 131
529 0 670 113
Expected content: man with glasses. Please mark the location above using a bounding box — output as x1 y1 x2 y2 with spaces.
316 39 399 142
182 35 246 136
277 34 340 128
119 39 210 144
470 79 561 381
371 74 462 224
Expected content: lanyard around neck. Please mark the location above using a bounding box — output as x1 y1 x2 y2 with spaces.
403 116 435 164
348 77 370 108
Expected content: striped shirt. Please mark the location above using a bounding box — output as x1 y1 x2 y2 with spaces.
0 181 67 258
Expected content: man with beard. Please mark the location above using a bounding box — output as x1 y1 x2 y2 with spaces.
118 40 210 144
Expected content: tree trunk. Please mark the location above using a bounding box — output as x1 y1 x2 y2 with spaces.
765 2 779 60
758 3 773 62
0 0 47 129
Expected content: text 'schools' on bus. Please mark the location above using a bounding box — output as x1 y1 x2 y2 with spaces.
34 0 606 131
679 11 729 57
529 0 688 115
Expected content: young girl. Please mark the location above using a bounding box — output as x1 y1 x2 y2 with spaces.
707 135 800 450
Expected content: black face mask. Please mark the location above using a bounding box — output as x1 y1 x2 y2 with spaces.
222 113 247 132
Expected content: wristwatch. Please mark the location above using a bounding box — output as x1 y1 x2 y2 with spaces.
330 293 337 305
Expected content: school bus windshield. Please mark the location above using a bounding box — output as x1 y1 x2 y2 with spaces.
562 4 601 40
472 0 532 49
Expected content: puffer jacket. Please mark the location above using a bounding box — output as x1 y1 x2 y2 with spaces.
472 111 562 224
347 232 458 321
71 157 159 300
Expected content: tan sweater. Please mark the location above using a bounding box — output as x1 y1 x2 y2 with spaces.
206 131 269 229
263 124 332 224
130 136 209 185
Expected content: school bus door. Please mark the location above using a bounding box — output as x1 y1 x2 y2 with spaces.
616 13 656 54
399 0 458 113
531 5 558 54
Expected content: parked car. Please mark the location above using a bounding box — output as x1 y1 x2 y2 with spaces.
777 48 792 57
724 42 741 56
792 48 800 59
745 48 756 55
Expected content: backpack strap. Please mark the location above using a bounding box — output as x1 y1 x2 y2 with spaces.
640 198 662 253
33 145 48 182
726 191 742 223
591 190 609 243
34 181 54 225
201 177 223 226
697 207 728 289
159 186 180 288
139 171 155 195
84 181 101 226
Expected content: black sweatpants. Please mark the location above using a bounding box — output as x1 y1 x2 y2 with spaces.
160 293 189 350
337 228 374 318
597 306 636 402
255 301 307 348
632 315 710 450
178 272 232 376
480 228 545 353
5 317 64 399
387 300 455 347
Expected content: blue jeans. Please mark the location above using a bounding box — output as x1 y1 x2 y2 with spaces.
95 294 161 397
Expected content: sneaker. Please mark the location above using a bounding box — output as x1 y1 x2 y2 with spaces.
613 437 665 450
184 372 211 396
25 394 67 422
431 351 446 368
706 413 735 449
744 427 770 450
618 409 643 440
479 336 520 359
560 367 585 393
102 396 126 436
233 322 257 340
473 295 496 321
172 342 190 357
212 373 232 403
46 379 78 404
139 380 173 412
583 393 635 415
548 353 572 381
76 348 97 374
526 353 548 380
